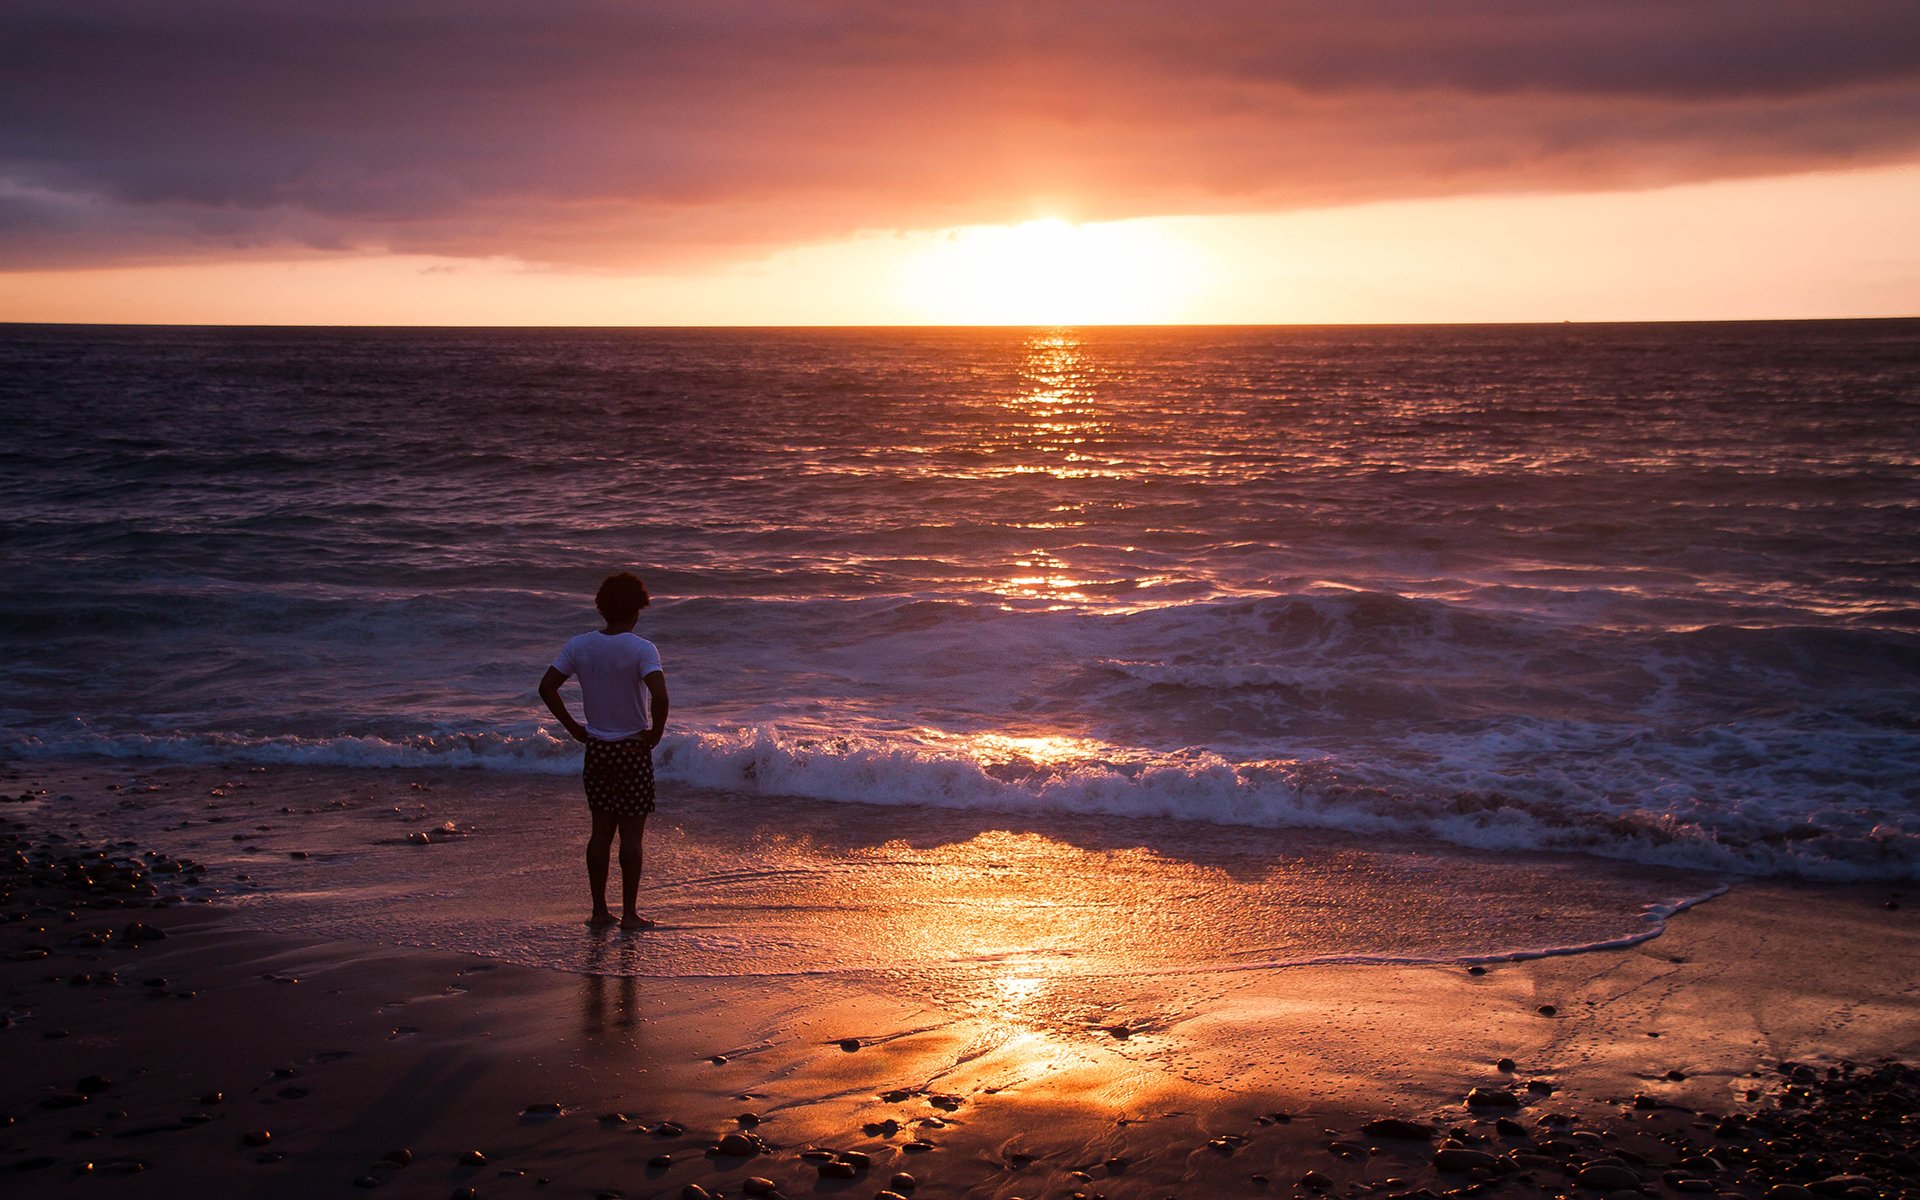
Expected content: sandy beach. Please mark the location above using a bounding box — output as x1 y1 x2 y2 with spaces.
5 759 1916 1199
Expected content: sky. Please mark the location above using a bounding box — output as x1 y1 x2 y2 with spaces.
2 1 1917 326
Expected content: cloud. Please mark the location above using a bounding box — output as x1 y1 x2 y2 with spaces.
2 0 1916 269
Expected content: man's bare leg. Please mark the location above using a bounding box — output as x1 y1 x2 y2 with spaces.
586 810 618 927
618 813 652 930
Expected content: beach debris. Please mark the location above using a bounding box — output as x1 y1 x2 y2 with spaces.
1360 1117 1434 1140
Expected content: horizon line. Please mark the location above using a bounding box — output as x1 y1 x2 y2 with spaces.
4 314 1917 333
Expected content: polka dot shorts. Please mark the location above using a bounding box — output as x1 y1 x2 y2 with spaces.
582 737 655 817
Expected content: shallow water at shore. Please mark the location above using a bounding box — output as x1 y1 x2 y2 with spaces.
30 763 1724 1002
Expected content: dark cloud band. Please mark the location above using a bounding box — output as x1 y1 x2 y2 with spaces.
3 0 1916 268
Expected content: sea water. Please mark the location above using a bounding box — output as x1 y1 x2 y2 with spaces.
2 321 1917 886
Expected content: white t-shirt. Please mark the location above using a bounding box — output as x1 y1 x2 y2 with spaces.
551 631 664 741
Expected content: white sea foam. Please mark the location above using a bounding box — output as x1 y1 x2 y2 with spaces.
10 720 1916 881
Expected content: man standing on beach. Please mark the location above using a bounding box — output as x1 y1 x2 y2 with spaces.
538 572 669 932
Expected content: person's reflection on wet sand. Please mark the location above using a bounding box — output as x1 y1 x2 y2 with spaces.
581 938 641 1036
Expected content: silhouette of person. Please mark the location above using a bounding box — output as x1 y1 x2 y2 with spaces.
539 571 669 931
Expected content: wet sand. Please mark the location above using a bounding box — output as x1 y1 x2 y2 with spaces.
3 761 1917 1199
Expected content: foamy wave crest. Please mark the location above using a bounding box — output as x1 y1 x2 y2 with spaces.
1 727 582 773
658 726 1920 883
8 721 1917 881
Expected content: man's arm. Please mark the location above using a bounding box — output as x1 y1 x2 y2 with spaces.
538 666 588 743
643 670 669 748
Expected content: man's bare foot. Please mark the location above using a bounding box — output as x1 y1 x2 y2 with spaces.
586 911 617 928
619 914 655 932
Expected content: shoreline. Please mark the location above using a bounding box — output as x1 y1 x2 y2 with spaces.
4 759 1918 1198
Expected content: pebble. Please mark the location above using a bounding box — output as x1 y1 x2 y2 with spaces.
1496 1057 1516 1072
1537 1004 1557 1016
681 1186 713 1200
1576 1164 1641 1190
1465 1087 1521 1109
521 1102 563 1117
715 1131 759 1156
1433 1147 1498 1172
460 1150 486 1165
890 1171 917 1191
818 1160 857 1179
839 1037 861 1051
902 1140 933 1153
449 1190 477 1200
742 1179 778 1196
242 1129 273 1147
382 1148 412 1167
840 1150 872 1169
876 1192 910 1200
353 1174 381 1188
736 1111 760 1125
1300 1170 1333 1190
648 1154 673 1168
881 1089 912 1103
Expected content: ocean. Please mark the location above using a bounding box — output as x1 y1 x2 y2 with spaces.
3 320 1917 888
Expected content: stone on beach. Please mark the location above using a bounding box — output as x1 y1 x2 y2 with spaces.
714 1131 760 1156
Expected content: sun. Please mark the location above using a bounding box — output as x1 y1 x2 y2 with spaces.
900 217 1202 325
